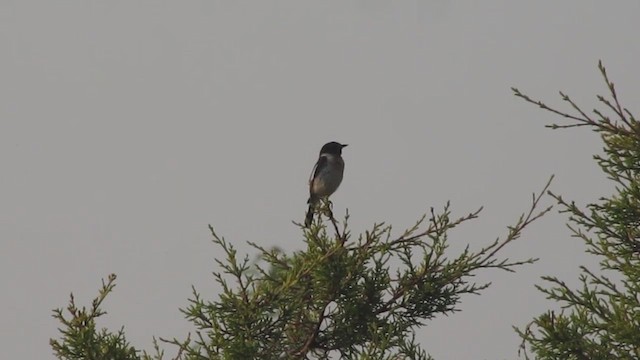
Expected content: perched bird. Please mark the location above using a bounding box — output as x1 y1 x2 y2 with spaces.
305 141 348 227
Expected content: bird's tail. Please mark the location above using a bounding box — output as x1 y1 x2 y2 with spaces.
305 205 314 227
305 197 316 227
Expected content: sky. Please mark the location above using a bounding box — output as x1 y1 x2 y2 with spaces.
1 1 639 359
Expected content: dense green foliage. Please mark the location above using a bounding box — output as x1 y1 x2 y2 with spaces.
51 194 550 359
166 197 550 359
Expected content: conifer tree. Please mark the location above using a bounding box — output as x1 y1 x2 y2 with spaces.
52 191 551 359
513 62 640 359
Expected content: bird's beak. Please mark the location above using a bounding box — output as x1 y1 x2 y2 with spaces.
341 144 348 148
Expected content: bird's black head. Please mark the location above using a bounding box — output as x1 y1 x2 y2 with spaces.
320 141 348 155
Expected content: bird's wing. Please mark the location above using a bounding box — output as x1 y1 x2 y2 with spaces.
309 155 328 185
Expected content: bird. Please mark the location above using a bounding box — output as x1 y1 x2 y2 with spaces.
305 141 348 227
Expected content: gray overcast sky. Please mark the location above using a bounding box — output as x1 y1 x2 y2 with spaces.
1 1 639 359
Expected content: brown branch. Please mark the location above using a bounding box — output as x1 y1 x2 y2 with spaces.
327 207 344 244
388 207 483 247
479 175 553 264
512 87 590 125
292 301 330 357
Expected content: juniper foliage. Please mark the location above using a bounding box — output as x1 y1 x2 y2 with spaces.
52 189 551 360
513 62 640 359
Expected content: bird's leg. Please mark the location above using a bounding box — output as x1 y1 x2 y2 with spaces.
321 197 334 220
